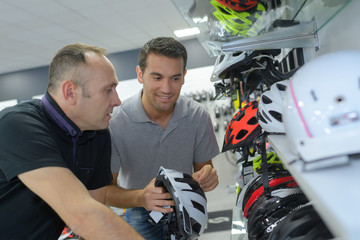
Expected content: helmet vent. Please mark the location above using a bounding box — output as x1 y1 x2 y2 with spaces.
262 110 272 122
192 222 202 234
219 54 225 63
257 111 267 124
236 129 248 140
234 18 247 24
175 178 207 198
218 5 231 15
276 83 287 91
248 116 258 125
183 208 192 233
269 110 282 122
191 200 206 214
235 111 245 121
310 90 318 101
232 51 242 57
262 95 272 104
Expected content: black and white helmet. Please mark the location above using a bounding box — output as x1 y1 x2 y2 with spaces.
257 80 289 133
155 166 208 240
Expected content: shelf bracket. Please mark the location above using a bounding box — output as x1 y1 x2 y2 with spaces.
221 17 319 52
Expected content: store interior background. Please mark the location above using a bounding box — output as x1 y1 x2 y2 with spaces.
1 0 360 239
0 1 239 237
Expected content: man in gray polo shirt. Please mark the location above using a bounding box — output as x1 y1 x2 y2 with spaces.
106 37 219 240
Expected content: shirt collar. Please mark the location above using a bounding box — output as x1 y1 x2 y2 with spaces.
41 92 82 137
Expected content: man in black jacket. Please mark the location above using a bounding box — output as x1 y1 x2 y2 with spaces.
0 43 143 240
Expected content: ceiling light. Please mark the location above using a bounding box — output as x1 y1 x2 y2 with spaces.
174 27 200 38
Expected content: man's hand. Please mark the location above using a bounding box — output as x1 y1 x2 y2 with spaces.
193 164 219 192
139 178 174 213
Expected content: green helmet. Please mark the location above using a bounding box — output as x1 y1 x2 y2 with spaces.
210 0 266 37
252 151 286 174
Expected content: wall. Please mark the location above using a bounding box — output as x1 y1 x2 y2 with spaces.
301 1 359 61
116 65 217 101
0 38 216 104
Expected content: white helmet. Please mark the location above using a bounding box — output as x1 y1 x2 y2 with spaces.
257 80 289 133
154 167 208 240
283 51 360 164
210 51 254 82
210 50 281 82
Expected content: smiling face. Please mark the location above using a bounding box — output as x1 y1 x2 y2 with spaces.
137 53 186 118
75 52 121 130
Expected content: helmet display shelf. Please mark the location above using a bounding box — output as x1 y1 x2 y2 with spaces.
268 134 360 240
266 50 360 240
171 1 358 240
170 0 349 56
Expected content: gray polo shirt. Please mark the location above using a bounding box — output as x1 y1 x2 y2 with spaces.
109 90 219 189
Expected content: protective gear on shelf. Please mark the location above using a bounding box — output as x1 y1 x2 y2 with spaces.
222 100 262 152
283 51 360 165
242 170 297 218
252 151 286 174
268 204 334 240
210 51 252 82
257 80 289 133
210 0 266 38
210 49 281 82
246 188 309 240
214 0 258 12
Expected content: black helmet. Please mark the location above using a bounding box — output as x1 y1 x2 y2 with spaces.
247 188 309 240
242 170 297 218
268 204 334 240
236 169 294 215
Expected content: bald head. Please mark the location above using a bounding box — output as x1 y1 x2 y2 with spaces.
48 43 107 96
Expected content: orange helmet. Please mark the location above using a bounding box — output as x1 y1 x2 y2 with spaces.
222 100 262 152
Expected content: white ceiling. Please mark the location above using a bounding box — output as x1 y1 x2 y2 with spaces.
0 0 192 75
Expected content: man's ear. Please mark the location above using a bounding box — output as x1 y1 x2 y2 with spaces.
182 69 187 86
61 80 77 104
136 66 144 84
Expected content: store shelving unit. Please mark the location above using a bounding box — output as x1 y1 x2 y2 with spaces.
220 18 319 52
172 0 356 239
172 0 350 56
269 135 360 240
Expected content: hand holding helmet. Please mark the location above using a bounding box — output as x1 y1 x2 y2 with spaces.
140 178 175 213
148 167 208 240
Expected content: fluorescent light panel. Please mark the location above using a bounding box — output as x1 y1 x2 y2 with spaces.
174 27 200 37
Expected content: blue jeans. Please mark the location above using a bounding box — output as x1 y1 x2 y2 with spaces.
125 207 164 240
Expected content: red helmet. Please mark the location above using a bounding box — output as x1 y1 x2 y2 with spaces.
215 0 258 11
243 174 298 218
222 100 262 152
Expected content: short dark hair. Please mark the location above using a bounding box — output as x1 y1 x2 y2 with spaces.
138 37 187 73
48 43 106 96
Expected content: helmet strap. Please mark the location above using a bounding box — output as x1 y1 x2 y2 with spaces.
257 133 271 197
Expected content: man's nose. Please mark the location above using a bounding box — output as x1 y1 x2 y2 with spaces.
160 79 171 93
112 91 121 106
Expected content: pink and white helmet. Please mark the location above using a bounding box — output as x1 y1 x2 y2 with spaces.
283 51 360 164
